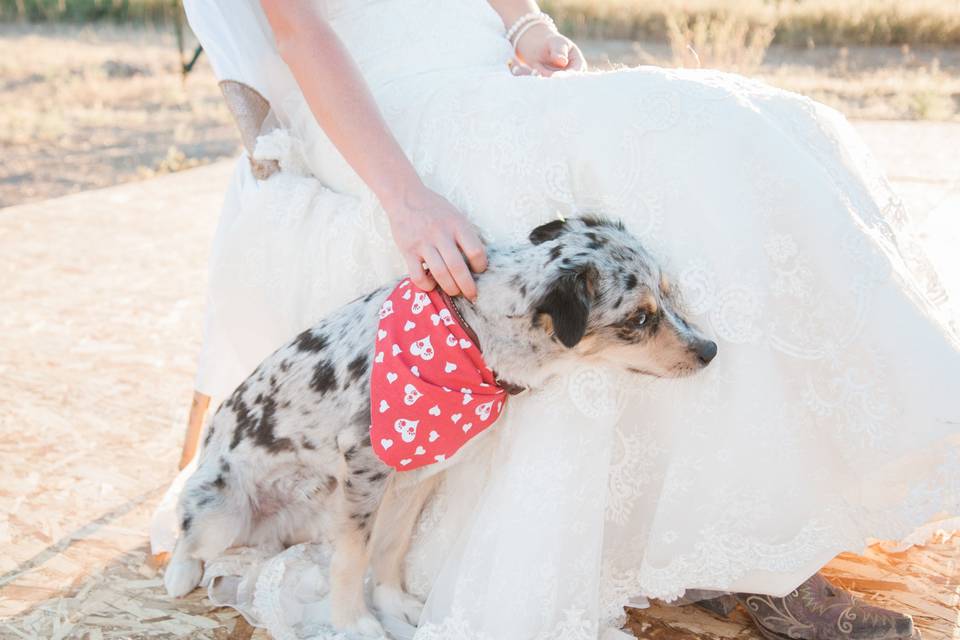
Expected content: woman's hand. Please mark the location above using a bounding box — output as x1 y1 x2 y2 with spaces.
383 183 487 301
513 24 586 77
260 2 486 298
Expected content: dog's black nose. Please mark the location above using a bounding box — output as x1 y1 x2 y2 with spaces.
696 340 718 365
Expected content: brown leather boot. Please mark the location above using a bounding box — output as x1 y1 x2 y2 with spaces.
733 573 917 640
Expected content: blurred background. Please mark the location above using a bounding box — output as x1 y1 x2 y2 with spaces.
2 0 960 208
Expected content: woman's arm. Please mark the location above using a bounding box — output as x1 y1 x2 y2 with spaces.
260 0 485 300
486 0 586 75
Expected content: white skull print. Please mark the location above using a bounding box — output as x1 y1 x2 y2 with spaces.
409 336 435 361
394 418 419 443
378 299 394 319
411 291 430 315
403 383 423 406
475 400 494 421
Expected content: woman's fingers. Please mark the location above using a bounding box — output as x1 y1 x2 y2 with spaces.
547 38 571 68
567 44 587 71
437 240 477 301
509 59 534 76
456 226 488 274
405 253 436 291
421 246 461 298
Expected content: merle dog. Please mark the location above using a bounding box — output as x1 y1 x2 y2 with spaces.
163 217 717 636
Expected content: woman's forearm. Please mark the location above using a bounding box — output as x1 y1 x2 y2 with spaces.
260 1 421 209
487 0 541 29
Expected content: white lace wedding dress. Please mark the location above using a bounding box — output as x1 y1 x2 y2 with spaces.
151 0 960 638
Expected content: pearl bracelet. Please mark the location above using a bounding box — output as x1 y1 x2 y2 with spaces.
506 11 557 48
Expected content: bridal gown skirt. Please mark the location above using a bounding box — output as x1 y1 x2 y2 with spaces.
153 0 960 637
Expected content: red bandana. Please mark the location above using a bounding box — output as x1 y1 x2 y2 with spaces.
370 279 507 471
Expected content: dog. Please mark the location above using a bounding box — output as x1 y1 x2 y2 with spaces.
163 216 717 636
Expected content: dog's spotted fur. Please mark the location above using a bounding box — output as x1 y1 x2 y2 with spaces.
164 217 717 636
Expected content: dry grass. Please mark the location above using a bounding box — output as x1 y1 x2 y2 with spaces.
584 39 960 121
1 24 959 209
543 0 960 47
0 23 235 207
4 0 960 47
664 11 776 72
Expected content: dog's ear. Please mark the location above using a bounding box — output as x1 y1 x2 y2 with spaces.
535 264 597 348
529 219 568 245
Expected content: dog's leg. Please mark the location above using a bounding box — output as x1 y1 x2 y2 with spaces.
164 536 204 597
329 438 390 637
370 473 440 626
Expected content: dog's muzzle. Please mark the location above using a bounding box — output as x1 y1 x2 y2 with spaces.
694 339 718 365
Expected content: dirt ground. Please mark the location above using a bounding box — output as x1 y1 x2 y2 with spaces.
1 120 959 637
2 24 960 208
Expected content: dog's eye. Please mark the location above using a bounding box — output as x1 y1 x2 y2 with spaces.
634 312 647 326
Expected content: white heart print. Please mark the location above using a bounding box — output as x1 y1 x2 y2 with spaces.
415 445 426 455
400 458 412 466
444 362 457 373
475 401 494 421
375 351 384 363
451 413 462 423
410 336 435 361
411 291 430 314
386 372 398 383
428 405 441 416
462 422 473 433
392 344 401 356
411 366 420 377
377 329 387 341
403 320 416 332
379 400 390 413
445 334 458 347
459 339 472 349
394 418 419 443
428 430 439 442
380 438 394 450
402 289 412 300
403 383 422 406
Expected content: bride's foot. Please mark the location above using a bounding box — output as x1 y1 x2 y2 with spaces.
733 573 916 640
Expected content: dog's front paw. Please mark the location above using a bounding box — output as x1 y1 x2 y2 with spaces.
163 557 203 597
373 584 424 626
340 611 387 638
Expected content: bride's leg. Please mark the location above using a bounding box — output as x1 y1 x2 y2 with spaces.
178 391 210 470
370 473 441 625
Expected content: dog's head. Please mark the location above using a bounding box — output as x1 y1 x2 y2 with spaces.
527 216 716 378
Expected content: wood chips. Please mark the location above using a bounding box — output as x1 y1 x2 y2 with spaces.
1 147 958 638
